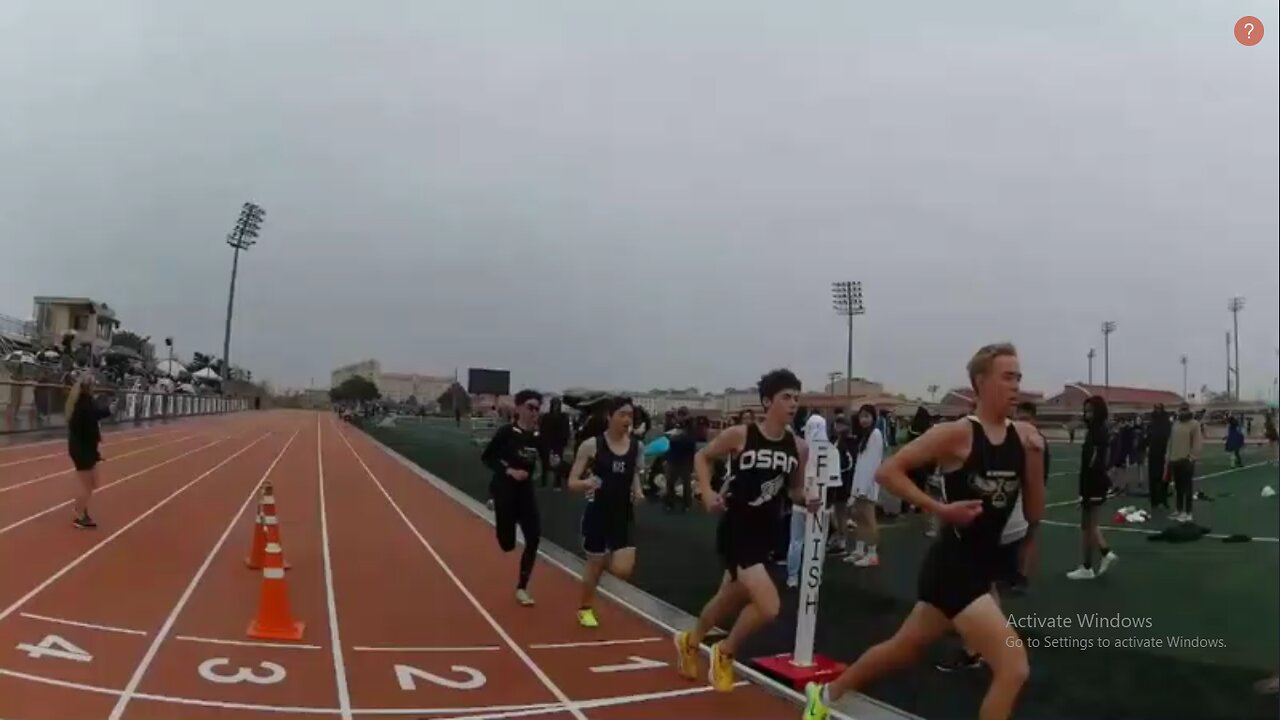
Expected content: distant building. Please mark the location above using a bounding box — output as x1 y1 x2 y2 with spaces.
379 372 453 404
32 296 119 357
823 377 884 397
331 359 381 389
330 359 452 405
1043 383 1184 413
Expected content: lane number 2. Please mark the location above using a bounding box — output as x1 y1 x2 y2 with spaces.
16 635 93 663
198 658 287 685
395 664 486 691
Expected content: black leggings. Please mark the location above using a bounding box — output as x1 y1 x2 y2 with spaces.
1170 459 1195 514
493 480 541 589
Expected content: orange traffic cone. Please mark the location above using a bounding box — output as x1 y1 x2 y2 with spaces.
245 482 288 570
247 540 305 641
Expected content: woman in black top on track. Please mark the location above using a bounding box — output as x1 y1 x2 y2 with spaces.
66 371 113 529
804 343 1045 720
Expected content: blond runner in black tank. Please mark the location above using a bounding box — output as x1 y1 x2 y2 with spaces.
673 369 822 692
802 343 1045 720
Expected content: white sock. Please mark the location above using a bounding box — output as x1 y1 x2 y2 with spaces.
854 541 865 555
866 544 877 556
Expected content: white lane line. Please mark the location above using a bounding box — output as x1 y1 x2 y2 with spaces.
318 415 355 720
176 635 323 650
351 645 501 653
1044 460 1273 509
107 429 294 720
1040 518 1280 542
361 683 750 720
528 637 661 650
0 433 202 495
352 430 869 720
19 612 148 636
0 432 272 629
334 423 587 720
351 701 568 717
0 435 237 537
0 427 187 469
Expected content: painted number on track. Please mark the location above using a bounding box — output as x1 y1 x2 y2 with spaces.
16 635 93 663
395 664 487 691
198 658 287 685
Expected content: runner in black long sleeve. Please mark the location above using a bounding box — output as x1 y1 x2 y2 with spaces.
481 389 545 606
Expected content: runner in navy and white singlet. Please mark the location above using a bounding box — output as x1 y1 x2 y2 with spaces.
674 368 821 693
803 343 1045 720
567 396 644 628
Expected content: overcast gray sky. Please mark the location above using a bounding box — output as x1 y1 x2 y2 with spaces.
3 1 1277 400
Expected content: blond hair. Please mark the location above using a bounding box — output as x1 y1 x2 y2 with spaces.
966 342 1018 391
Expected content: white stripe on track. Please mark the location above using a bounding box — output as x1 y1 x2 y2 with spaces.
107 429 295 720
0 433 201 495
19 612 147 636
0 432 271 625
318 415 354 720
334 422 588 720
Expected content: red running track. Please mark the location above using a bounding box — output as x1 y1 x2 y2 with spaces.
0 410 805 719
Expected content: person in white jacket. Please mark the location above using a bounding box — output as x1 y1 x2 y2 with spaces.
845 404 885 567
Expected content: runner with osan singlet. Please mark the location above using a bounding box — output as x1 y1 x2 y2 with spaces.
674 368 821 692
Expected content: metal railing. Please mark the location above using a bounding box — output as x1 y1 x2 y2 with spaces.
1 380 252 434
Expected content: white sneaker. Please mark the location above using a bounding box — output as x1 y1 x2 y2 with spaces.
786 576 799 588
1067 566 1096 580
515 589 535 606
1098 552 1118 575
842 550 865 564
853 554 879 568
1182 513 1194 523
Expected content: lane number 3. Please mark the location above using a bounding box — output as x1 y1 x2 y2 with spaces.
198 658 287 685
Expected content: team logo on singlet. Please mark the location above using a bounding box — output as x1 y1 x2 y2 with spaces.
970 470 1021 509
611 460 626 474
733 448 797 507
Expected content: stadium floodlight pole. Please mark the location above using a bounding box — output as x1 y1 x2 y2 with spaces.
1228 296 1245 400
832 280 865 406
1226 331 1233 400
1101 321 1116 400
1180 354 1188 399
1087 348 1095 385
221 202 266 389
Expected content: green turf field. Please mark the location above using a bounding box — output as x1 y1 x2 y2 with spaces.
364 417 1280 720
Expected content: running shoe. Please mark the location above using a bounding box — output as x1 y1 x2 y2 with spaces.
577 607 599 628
934 651 984 672
1066 566 1096 580
515 589 536 606
673 631 699 679
1097 551 1119 575
73 514 96 530
802 682 830 720
708 642 734 692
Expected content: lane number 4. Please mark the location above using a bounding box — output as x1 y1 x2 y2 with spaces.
16 635 93 663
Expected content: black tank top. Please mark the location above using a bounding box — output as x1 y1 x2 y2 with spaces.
589 433 638 508
939 417 1025 550
724 423 799 519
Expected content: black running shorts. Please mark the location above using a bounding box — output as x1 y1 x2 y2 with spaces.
581 502 633 555
716 513 774 580
917 539 997 619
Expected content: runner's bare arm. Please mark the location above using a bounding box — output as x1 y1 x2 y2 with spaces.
567 437 597 492
695 425 746 500
875 420 968 514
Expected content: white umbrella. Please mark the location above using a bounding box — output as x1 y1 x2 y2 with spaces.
157 359 188 378
192 367 221 381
